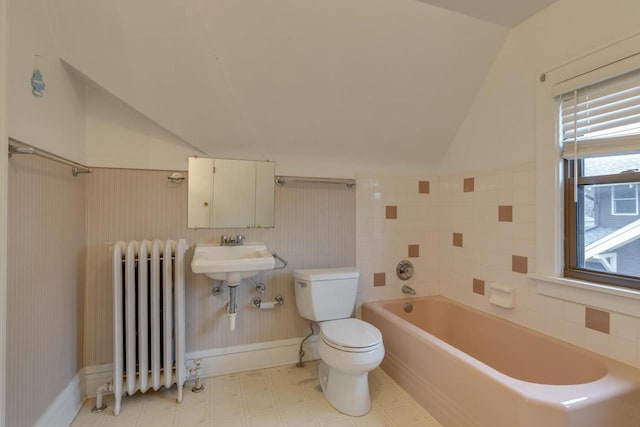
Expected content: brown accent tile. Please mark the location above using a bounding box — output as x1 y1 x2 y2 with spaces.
463 177 475 192
512 255 528 274
452 232 463 247
418 181 430 194
385 205 397 219
373 273 386 287
498 205 513 222
408 244 420 258
473 278 485 296
585 307 610 334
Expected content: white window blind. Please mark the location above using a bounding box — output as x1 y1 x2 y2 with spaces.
560 68 640 159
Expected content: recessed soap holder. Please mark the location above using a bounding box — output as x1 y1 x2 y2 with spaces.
489 282 515 308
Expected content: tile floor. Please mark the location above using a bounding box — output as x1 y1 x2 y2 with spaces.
71 361 442 427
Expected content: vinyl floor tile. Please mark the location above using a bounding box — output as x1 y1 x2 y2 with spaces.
71 362 441 427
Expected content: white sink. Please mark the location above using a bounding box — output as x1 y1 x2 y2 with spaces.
191 242 275 284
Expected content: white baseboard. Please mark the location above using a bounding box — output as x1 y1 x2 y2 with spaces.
84 336 319 397
34 373 84 427
186 335 319 378
84 363 114 399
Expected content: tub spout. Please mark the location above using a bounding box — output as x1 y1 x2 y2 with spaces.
401 285 416 295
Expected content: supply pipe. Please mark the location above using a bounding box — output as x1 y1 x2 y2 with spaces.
92 382 113 413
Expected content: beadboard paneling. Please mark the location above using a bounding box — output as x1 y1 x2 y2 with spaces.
84 169 355 365
7 155 86 427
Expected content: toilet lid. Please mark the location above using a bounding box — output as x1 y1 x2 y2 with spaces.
320 318 382 349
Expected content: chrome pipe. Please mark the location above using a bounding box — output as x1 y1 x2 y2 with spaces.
275 175 356 188
8 139 93 177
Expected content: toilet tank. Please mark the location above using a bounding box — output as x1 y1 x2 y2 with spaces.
294 268 359 321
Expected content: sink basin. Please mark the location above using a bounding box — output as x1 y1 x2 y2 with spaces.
191 242 275 284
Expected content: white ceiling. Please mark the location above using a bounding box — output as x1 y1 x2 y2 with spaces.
46 0 552 176
419 0 558 28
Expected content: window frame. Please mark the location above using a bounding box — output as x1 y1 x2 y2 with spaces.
564 160 640 290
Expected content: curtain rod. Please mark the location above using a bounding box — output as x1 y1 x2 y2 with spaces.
8 138 93 177
275 175 356 188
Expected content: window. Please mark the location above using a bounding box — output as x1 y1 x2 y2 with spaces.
561 70 640 290
611 183 638 215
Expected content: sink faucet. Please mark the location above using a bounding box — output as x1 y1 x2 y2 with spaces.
401 285 416 295
220 235 245 246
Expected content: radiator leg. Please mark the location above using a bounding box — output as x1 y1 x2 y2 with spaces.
177 384 184 403
92 382 112 413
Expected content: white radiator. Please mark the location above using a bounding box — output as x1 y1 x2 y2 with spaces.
112 239 188 416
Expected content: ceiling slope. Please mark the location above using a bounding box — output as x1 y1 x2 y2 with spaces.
418 0 558 28
49 0 507 176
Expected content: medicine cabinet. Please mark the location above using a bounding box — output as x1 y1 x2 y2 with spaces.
187 157 275 228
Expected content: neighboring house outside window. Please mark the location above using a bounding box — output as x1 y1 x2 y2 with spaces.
611 183 638 215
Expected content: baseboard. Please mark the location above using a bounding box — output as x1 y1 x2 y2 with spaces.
84 363 114 399
186 335 319 378
84 336 319 397
34 372 84 427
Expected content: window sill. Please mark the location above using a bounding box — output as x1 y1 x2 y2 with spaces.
529 274 640 317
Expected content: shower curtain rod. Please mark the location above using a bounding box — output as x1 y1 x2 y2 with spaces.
275 175 356 188
8 138 93 177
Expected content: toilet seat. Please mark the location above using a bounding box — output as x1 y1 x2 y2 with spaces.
320 318 382 353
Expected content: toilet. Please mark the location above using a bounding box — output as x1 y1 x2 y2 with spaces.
293 267 384 416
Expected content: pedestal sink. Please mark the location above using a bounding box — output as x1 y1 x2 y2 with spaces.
191 243 275 331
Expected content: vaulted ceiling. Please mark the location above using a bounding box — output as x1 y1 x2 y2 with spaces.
48 0 556 175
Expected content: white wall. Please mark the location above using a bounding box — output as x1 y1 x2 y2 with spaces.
5 0 86 425
85 83 203 171
7 0 86 163
439 0 640 175
0 0 8 423
7 155 86 427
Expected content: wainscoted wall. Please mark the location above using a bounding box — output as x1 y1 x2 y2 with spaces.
7 155 86 427
84 168 355 366
355 175 440 310
438 162 640 369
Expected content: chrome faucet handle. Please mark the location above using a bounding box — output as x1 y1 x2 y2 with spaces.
235 235 245 245
220 235 229 246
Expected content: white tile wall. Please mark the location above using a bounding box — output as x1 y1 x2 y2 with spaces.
356 175 440 309
436 161 640 370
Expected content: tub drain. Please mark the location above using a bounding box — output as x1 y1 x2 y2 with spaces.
403 302 413 313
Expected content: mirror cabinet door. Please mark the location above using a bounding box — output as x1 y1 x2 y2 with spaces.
188 157 214 228
212 159 256 228
188 157 275 229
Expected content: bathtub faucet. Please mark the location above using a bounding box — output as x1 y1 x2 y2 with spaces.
401 285 416 295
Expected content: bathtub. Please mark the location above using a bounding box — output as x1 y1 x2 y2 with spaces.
362 296 640 427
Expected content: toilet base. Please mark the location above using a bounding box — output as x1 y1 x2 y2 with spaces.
318 361 372 416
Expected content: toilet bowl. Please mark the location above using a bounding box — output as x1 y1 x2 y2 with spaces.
317 318 384 416
293 268 385 416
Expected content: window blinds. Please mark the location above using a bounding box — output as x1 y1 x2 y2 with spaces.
560 68 640 158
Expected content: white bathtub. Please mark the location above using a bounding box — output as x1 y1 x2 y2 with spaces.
362 296 640 427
